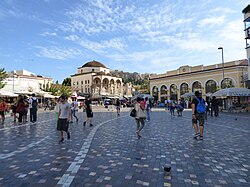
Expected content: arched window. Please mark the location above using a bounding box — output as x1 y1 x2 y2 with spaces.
221 78 234 89
205 80 217 93
160 85 167 102
152 86 159 101
180 83 189 95
192 81 201 92
170 84 177 101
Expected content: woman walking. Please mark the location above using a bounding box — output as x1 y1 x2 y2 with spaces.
134 97 146 139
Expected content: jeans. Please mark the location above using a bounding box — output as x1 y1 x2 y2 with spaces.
30 108 37 122
135 118 145 132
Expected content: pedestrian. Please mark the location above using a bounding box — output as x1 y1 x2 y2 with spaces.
145 97 151 121
11 98 18 122
210 96 219 117
57 95 71 143
29 93 38 123
191 91 206 140
176 103 184 117
44 98 49 111
70 97 78 123
115 98 121 116
169 98 175 116
23 96 29 123
16 97 26 124
0 98 7 124
134 97 146 139
83 96 93 127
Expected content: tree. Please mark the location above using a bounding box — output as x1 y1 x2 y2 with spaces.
62 77 71 86
0 68 8 89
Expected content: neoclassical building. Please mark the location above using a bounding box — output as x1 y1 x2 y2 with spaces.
149 59 248 101
71 61 123 97
4 69 53 92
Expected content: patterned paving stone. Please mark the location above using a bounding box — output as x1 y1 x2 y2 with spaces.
0 109 249 186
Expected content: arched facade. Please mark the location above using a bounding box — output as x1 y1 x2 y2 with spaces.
71 61 123 97
152 86 159 101
221 77 235 89
149 59 247 101
180 83 189 95
170 84 178 101
205 80 217 93
192 81 202 92
160 85 168 102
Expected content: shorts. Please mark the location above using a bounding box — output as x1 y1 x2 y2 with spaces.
0 111 5 117
86 108 93 118
57 119 69 132
192 113 205 126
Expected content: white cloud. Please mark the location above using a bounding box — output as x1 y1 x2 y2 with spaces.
199 16 225 27
40 32 57 37
36 46 83 60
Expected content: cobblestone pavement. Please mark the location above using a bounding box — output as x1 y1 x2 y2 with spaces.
0 108 249 187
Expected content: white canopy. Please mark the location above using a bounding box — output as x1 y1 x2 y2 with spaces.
43 93 56 98
77 96 85 100
0 90 18 97
212 88 250 97
181 92 194 98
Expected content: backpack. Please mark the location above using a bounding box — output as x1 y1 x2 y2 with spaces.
32 98 38 108
196 98 206 114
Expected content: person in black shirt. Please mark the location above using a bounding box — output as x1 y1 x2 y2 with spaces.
191 91 205 140
115 99 121 116
83 96 93 127
210 96 219 117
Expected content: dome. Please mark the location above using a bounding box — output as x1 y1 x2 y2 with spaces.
81 60 107 68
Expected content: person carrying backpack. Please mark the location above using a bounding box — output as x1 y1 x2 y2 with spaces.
29 93 38 123
191 91 206 140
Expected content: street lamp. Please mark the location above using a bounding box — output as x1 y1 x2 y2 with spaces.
12 71 16 92
218 47 225 81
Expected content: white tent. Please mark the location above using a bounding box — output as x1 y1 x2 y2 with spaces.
212 88 250 97
181 92 194 98
44 93 56 98
0 90 18 97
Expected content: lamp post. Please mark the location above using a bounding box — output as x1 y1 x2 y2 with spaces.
12 72 16 92
218 47 225 81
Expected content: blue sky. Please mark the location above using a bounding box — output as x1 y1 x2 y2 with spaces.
0 0 249 83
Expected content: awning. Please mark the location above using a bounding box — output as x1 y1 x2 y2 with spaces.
0 89 18 97
212 88 250 97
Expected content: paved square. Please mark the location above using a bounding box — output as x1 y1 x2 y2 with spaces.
0 108 249 186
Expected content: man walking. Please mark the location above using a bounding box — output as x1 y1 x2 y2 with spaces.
29 93 38 123
0 98 7 124
57 95 71 143
210 96 219 117
145 97 151 121
83 96 93 127
191 91 206 140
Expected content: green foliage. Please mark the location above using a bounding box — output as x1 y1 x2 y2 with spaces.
62 77 71 86
0 68 8 89
59 86 72 97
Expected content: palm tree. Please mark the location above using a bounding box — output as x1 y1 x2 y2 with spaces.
0 68 8 89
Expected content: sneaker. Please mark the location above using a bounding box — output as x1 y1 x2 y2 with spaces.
83 121 86 126
67 132 70 139
90 124 93 127
194 133 199 139
59 138 64 143
199 136 203 140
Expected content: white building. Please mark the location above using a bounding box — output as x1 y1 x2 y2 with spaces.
3 69 53 92
71 61 123 98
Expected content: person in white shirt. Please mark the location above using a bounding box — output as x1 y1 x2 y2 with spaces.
57 95 71 143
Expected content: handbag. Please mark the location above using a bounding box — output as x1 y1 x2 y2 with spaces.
130 108 136 117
